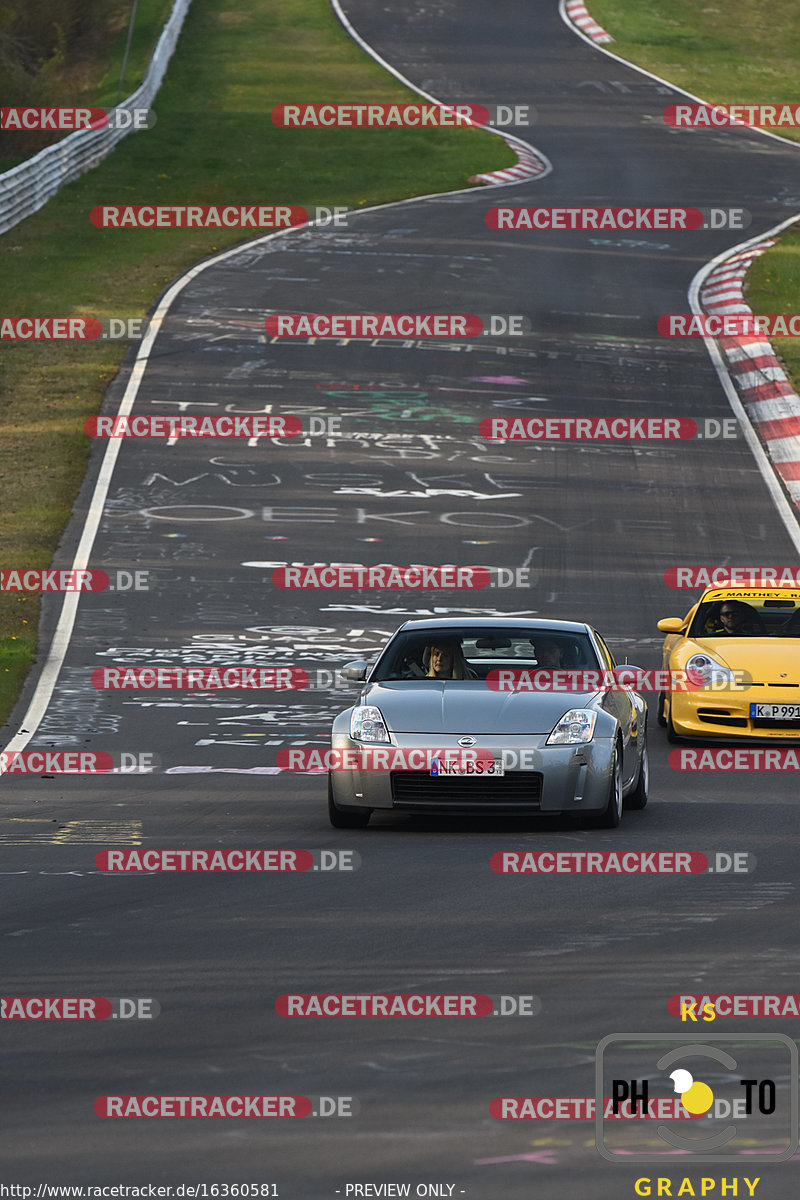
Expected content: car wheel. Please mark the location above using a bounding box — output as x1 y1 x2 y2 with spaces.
625 733 648 810
666 703 681 744
328 774 371 829
598 743 623 828
657 692 667 727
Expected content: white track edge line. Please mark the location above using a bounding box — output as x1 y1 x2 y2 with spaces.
330 0 553 182
0 2 554 774
559 0 800 555
558 0 800 152
688 215 800 556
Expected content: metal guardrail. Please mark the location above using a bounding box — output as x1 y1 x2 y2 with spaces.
0 0 192 236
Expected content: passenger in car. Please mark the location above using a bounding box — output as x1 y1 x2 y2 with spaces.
424 641 476 679
534 638 565 667
781 608 800 637
706 600 765 636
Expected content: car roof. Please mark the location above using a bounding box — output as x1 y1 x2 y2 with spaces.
396 617 593 634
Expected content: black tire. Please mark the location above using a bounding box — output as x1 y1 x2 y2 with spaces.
657 692 667 727
625 734 649 810
598 743 624 828
666 702 680 744
327 774 371 829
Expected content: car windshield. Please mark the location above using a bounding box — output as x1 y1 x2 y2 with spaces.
688 593 800 638
370 628 600 682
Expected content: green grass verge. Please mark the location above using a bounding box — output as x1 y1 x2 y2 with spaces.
0 0 176 171
0 0 516 728
587 0 800 439
94 0 179 110
745 224 800 390
589 0 800 145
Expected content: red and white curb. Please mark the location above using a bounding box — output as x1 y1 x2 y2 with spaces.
564 0 614 45
469 142 550 185
332 0 550 190
701 239 800 505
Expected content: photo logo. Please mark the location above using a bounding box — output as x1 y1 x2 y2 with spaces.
596 1033 798 1162
669 1067 714 1115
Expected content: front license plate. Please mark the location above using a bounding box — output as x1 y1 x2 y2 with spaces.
431 759 505 777
750 703 800 720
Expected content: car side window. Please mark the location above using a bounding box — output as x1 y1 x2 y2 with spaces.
594 633 616 670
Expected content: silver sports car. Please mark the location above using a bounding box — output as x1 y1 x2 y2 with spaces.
327 617 649 828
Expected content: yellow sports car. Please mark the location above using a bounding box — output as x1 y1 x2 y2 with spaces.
657 584 800 740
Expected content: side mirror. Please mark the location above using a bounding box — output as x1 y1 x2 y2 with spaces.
341 660 369 681
612 665 647 688
657 618 685 634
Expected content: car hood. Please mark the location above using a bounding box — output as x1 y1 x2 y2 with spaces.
362 682 597 735
691 639 800 682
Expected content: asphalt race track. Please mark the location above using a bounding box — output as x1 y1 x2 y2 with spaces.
3 0 800 1195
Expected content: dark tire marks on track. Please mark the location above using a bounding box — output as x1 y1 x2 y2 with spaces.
3 0 800 1189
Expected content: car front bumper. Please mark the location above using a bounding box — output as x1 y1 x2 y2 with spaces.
669 687 800 740
329 733 616 813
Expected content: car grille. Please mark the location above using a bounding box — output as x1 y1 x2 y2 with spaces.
750 717 800 730
697 709 748 728
390 770 543 811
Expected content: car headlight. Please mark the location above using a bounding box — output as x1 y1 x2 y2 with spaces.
546 709 597 745
350 705 391 743
685 653 735 689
